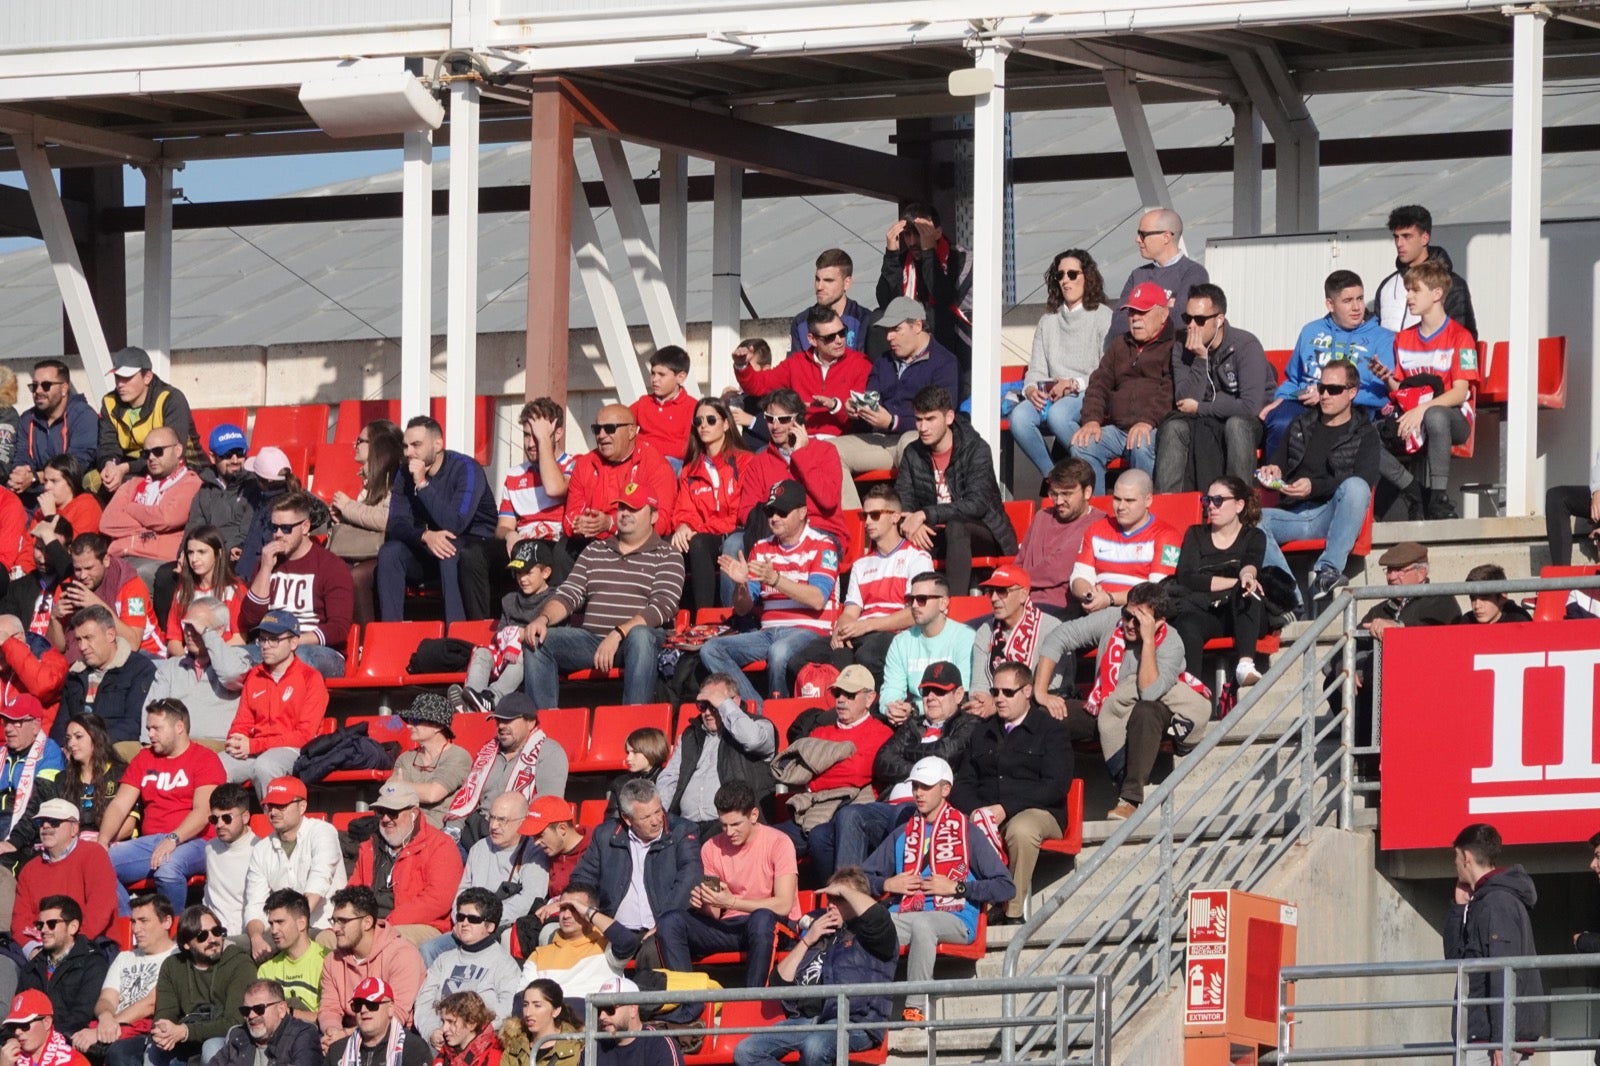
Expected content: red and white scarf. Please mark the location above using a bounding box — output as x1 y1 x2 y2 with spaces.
28 1028 79 1066
341 1019 409 1066
899 802 970 914
1085 620 1209 717
900 236 971 327
2 730 51 833
489 626 523 679
131 465 191 507
446 729 546 821
989 603 1044 676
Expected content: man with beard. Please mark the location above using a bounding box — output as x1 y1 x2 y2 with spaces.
209 980 319 1066
348 783 464 946
316 891 425 1049
147 905 257 1066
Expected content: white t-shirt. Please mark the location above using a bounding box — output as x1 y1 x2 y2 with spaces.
204 832 259 934
104 945 178 1008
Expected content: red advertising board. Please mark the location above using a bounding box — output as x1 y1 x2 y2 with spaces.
1381 619 1600 849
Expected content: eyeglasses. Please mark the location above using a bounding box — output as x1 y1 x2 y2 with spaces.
329 914 364 928
207 812 237 827
39 918 66 930
763 414 797 426
217 449 245 461
239 1002 284 1018
904 594 944 606
349 999 385 1014
986 585 1021 596
269 521 303 535
140 444 175 459
1055 269 1082 281
1181 312 1219 326
694 415 722 427
27 381 63 392
189 925 225 943
1199 495 1238 508
990 686 1023 698
590 422 634 437
862 510 898 521
355 436 371 446
1316 383 1352 396
254 632 294 646
454 912 494 925
812 328 847 344
1136 229 1172 240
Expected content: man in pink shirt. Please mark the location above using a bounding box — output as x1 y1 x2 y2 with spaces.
98 427 200 586
657 780 798 997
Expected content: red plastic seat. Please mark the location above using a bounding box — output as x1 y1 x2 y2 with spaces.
333 399 402 442
583 704 672 773
965 499 1035 574
535 707 590 765
252 403 330 448
451 712 498 756
1534 565 1600 622
310 457 365 505
1039 778 1086 856
1537 335 1567 408
107 917 133 952
1264 349 1293 384
327 622 442 690
947 596 990 623
756 697 827 750
1278 498 1375 559
577 798 610 829
192 407 248 453
448 619 496 646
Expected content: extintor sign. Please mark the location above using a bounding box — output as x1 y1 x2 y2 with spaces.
1185 890 1230 1026
1181 888 1297 1056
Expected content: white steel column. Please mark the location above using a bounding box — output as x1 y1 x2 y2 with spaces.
401 129 433 419
1231 102 1262 237
140 162 177 379
16 142 113 383
591 135 687 352
709 163 742 396
658 150 689 333
569 172 646 404
444 80 479 455
1103 69 1169 210
1504 7 1547 516
970 41 1009 465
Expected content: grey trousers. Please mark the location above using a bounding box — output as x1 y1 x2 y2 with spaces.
832 431 916 509
221 747 302 795
893 910 971 1007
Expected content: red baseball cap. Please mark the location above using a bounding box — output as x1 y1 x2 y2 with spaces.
613 482 658 511
263 778 307 804
520 794 578 836
1121 281 1169 313
3 990 53 1025
351 978 395 1004
0 693 44 722
978 564 1031 592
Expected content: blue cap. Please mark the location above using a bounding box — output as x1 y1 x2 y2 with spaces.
251 609 300 639
209 424 247 457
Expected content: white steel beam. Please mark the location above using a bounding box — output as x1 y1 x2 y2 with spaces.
658 150 689 335
1102 69 1169 210
15 141 113 383
710 162 743 397
0 106 160 164
569 169 646 405
590 134 687 353
1014 38 1240 99
140 162 178 379
1504 7 1547 517
1231 101 1262 236
443 79 479 453
401 128 433 419
970 41 1009 473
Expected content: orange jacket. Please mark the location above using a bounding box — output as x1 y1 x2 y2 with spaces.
2 638 68 732
350 818 464 932
227 655 327 754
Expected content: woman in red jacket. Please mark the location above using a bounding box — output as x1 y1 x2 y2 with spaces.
433 993 503 1066
669 397 747 612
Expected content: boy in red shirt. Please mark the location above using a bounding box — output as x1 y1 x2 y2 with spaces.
1377 258 1479 520
631 346 697 469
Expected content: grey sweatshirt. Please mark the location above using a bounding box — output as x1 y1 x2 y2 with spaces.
413 940 523 1041
457 837 550 927
145 629 251 740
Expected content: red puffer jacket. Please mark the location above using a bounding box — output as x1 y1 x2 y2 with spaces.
671 450 745 536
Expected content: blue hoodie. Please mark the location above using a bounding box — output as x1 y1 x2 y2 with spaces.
1274 314 1396 410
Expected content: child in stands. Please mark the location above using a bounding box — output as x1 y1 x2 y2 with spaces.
449 540 556 714
631 346 696 470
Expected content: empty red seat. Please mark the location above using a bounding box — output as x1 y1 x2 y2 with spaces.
192 407 248 453
947 596 990 623
327 622 442 690
536 707 590 764
583 704 672 773
1538 335 1567 408
1534 565 1600 622
252 404 331 450
577 798 610 829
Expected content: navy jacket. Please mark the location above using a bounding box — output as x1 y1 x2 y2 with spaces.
17 391 99 473
570 815 702 927
775 901 898 1027
862 340 961 434
387 450 498 546
57 645 156 745
1444 864 1546 1044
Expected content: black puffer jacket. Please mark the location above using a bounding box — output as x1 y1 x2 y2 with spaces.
210 1015 321 1066
895 421 1016 554
871 710 981 795
20 935 111 1037
1374 245 1478 339
187 466 266 551
1271 410 1380 504
950 706 1074 830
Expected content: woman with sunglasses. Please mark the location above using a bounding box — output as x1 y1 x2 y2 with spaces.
431 992 502 1066
165 526 246 657
33 455 101 536
329 420 402 627
1172 476 1269 687
1011 250 1112 478
499 979 580 1066
58 713 130 842
669 397 748 612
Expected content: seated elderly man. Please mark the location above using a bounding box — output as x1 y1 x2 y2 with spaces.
569 780 700 954
421 793 547 967
656 673 778 839
348 782 465 946
1069 282 1177 495
145 597 251 748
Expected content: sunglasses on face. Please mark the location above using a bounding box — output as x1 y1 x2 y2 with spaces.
904 594 942 606
207 812 237 827
349 999 385 1014
812 329 847 344
828 686 861 699
27 381 62 392
1056 268 1083 281
38 917 67 930
189 925 225 944
1317 383 1352 396
1181 312 1219 326
269 521 303 535
693 415 722 427
590 422 633 437
34 818 65 830
695 699 718 713
1199 495 1237 508
454 912 493 925
990 686 1023 698
239 1002 284 1018
1136 229 1171 240
862 510 898 522
763 414 797 426
140 444 175 459
217 449 245 461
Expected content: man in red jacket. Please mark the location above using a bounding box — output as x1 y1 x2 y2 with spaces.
219 609 327 795
734 307 872 439
349 781 464 947
562 404 677 542
737 389 846 549
0 616 66 729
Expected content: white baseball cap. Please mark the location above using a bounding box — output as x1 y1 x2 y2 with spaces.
908 756 954 786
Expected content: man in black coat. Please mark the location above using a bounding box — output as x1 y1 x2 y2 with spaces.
55 605 156 747
949 661 1073 924
895 384 1016 597
211 978 321 1066
18 894 111 1039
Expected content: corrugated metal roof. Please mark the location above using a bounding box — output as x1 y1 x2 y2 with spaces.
1 83 1598 357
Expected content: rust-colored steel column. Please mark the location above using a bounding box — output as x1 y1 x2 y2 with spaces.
526 79 576 407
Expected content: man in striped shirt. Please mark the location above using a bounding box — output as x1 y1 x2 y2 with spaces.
521 483 685 709
828 483 929 680
700 480 838 703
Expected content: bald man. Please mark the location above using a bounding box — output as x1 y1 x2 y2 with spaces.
98 426 202 586
561 403 678 543
1107 208 1210 341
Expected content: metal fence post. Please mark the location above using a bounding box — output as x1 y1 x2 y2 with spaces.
1158 789 1175 989
1339 595 1358 829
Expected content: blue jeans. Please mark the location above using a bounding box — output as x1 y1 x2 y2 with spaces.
244 642 347 680
523 625 664 708
733 1017 878 1066
1070 423 1156 495
698 627 829 703
419 932 459 967
1009 394 1084 479
1258 478 1371 575
109 834 209 915
145 1037 226 1066
808 802 915 882
657 907 781 991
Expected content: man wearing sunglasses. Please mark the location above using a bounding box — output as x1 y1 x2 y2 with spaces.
15 895 110 1041
93 347 199 497
208 979 318 1066
736 390 847 549
826 484 928 682
149 904 255 1066
0 692 64 862
321 977 430 1066
100 427 200 588
0 989 90 1066
1155 284 1272 493
562 404 677 544
966 566 1062 720
738 305 872 442
1070 282 1176 496
202 784 258 950
11 799 117 952
1106 208 1209 342
349 783 464 947
1256 360 1382 605
316 888 426 1048
657 674 778 840
9 359 97 508
240 491 353 681
178 424 257 565
879 573 975 724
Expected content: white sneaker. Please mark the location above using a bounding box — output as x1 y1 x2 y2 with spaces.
1235 658 1262 687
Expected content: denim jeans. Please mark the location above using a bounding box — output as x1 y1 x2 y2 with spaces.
1009 394 1084 479
808 801 915 882
523 625 664 708
732 1016 878 1066
697 626 830 703
145 1037 226 1066
1258 478 1371 575
109 834 209 915
244 642 347 681
1070 423 1156 495
657 907 781 991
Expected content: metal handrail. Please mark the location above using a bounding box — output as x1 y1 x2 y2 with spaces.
1278 952 1600 1062
997 572 1600 1057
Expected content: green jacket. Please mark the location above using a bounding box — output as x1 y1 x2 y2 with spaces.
154 943 258 1048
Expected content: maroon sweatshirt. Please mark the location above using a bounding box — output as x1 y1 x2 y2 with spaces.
239 542 354 649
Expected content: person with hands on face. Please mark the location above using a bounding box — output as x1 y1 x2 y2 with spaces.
498 400 573 552
520 884 631 997
875 202 973 372
220 611 328 794
148 904 257 1066
1 990 89 1066
1011 250 1113 479
1069 282 1176 495
734 389 846 551
561 406 677 545
826 484 929 679
238 491 353 681
49 534 162 664
669 398 748 614
79 892 176 1066
521 483 683 712
877 573 974 724
655 674 777 839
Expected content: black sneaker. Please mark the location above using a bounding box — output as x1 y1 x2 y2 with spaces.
1424 488 1459 520
1310 568 1347 602
463 688 497 714
445 684 466 714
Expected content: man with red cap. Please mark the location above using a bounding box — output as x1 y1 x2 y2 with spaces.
0 989 89 1066
243 778 348 961
320 978 431 1066
522 482 683 711
520 796 591 903
966 566 1062 719
0 694 63 862
1069 280 1177 495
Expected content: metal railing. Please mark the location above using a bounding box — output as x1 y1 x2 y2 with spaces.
573 973 1112 1065
998 572 1600 1059
1278 953 1600 1062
